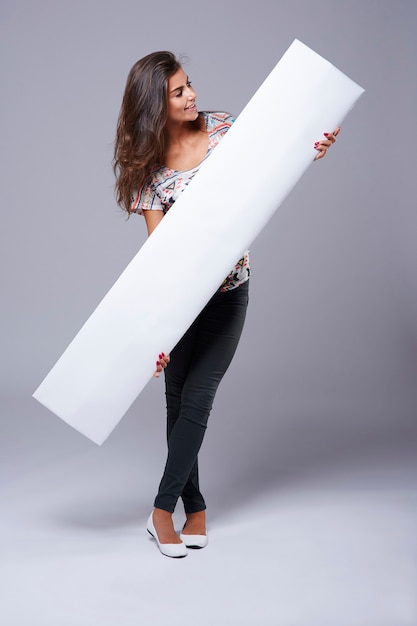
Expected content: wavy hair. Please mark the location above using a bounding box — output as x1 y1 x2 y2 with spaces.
113 51 182 213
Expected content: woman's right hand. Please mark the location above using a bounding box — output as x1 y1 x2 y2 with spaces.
154 352 170 378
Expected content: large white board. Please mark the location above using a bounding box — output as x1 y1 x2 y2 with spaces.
33 40 364 445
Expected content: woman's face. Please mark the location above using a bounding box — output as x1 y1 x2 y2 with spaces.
166 67 198 125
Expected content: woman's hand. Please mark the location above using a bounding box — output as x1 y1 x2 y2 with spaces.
154 352 170 378
313 128 340 161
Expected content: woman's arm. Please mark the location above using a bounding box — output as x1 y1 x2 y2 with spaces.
142 209 171 377
143 209 164 236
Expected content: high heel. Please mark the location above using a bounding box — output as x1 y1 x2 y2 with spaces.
179 532 208 549
146 512 187 558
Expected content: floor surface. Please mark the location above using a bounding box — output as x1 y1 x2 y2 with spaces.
1 398 416 626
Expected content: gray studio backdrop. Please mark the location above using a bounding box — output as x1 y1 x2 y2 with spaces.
1 0 416 494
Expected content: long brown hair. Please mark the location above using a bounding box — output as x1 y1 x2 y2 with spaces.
113 51 180 213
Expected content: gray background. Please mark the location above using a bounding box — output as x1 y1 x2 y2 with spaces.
1 1 416 625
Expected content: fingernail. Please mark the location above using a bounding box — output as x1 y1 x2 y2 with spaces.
324 132 329 136
161 352 165 357
156 360 160 366
159 354 162 359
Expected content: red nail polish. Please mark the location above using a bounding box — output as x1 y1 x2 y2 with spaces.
324 132 329 136
156 360 160 366
161 352 165 357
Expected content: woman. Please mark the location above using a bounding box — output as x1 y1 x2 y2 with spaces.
114 51 338 558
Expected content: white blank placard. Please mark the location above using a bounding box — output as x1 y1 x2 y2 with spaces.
33 40 364 444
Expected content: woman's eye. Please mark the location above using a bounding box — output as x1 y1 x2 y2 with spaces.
187 80 192 87
175 91 183 97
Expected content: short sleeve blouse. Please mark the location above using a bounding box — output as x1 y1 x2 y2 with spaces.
131 111 250 291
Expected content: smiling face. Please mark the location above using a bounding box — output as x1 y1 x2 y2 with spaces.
166 67 198 125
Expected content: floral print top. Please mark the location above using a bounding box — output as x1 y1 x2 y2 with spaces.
131 111 250 291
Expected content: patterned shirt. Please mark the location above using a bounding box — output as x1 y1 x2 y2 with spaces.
131 111 250 291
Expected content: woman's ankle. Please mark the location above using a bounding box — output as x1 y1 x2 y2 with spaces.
152 508 182 544
183 510 206 535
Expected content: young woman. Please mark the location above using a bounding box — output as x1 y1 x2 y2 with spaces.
114 51 338 558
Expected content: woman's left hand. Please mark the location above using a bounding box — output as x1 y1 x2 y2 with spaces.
313 128 340 161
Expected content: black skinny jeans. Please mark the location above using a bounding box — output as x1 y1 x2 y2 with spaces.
154 280 249 514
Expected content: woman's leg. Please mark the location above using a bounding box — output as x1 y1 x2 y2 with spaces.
154 281 249 514
164 320 205 511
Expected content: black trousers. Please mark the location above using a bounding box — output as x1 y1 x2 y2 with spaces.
154 280 249 513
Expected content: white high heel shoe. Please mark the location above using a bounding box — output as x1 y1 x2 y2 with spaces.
146 512 187 558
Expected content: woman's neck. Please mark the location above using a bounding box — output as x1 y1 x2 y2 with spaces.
165 118 199 145
164 118 209 171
